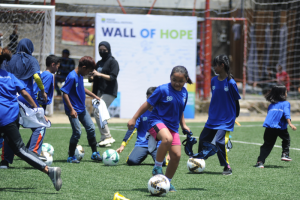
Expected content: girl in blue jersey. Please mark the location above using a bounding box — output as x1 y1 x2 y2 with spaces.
255 85 297 168
197 54 241 175
0 48 62 191
128 66 191 192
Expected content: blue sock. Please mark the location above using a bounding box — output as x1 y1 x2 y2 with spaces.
154 160 163 167
168 178 172 183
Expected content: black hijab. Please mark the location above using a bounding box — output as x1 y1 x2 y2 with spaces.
98 41 112 61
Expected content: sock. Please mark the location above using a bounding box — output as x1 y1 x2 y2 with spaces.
88 137 97 153
168 178 172 183
69 142 77 157
155 160 163 167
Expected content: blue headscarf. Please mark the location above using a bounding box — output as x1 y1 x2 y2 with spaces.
4 38 40 80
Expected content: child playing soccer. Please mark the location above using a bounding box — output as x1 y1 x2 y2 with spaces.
196 54 241 175
127 66 192 192
116 87 166 166
255 84 297 168
60 56 102 163
0 48 62 191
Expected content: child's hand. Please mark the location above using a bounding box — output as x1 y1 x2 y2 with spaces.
182 125 190 132
127 119 136 130
70 109 77 118
116 145 125 154
290 124 297 131
44 115 49 122
95 96 101 101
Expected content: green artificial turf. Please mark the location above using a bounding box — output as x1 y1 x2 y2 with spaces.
1 122 299 200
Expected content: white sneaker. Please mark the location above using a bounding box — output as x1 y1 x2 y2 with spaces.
98 137 115 147
48 167 62 191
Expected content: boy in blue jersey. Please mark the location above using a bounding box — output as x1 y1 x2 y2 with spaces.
61 56 102 163
255 85 297 168
116 87 166 166
0 49 62 191
196 55 241 175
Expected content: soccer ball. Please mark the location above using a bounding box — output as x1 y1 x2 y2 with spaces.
74 145 85 161
148 175 170 197
42 143 54 156
102 149 119 166
41 151 53 166
187 158 206 173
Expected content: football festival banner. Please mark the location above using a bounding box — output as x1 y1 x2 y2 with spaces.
95 13 197 118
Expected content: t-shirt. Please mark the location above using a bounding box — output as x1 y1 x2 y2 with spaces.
0 69 25 127
263 101 291 130
33 71 54 105
57 57 75 78
60 70 86 114
147 83 188 133
205 76 241 132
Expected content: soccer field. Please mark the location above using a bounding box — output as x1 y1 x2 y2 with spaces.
1 122 300 200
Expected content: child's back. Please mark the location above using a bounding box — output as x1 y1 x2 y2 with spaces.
263 101 290 130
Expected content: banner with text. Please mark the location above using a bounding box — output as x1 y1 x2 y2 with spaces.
95 13 197 118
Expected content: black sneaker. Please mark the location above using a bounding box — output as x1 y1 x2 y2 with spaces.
0 160 9 169
281 153 292 161
222 165 232 175
255 161 264 168
48 167 62 191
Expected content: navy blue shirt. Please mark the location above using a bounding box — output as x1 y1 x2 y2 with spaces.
263 101 291 130
60 70 86 114
205 77 241 132
147 83 188 133
0 69 25 127
34 71 54 105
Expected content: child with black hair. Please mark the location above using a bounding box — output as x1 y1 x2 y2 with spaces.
61 56 102 163
128 66 192 192
196 54 241 175
255 84 297 168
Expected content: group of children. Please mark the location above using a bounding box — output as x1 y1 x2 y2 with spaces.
0 38 297 193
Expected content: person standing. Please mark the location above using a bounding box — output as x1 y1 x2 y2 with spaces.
89 41 119 147
276 65 290 92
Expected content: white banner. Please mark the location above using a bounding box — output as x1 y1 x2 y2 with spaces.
95 13 197 118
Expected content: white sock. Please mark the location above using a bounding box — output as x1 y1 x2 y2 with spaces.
154 160 163 167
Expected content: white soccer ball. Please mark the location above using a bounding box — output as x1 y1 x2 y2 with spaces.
74 145 85 161
187 158 206 173
102 149 119 166
148 175 170 197
41 151 53 166
42 143 54 156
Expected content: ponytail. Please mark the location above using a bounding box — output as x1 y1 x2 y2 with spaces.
213 54 232 81
170 65 193 85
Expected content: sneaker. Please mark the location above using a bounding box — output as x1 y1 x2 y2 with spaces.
152 166 164 176
98 137 115 147
169 184 177 192
281 153 292 161
222 165 232 175
91 152 102 161
48 167 62 191
0 160 9 169
255 161 264 168
67 156 80 163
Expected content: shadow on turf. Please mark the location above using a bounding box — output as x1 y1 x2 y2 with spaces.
263 165 288 168
0 187 59 194
186 171 221 175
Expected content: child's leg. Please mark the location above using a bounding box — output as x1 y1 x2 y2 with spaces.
1 140 15 164
67 113 82 157
154 128 173 162
198 127 217 153
150 148 166 166
278 129 290 155
165 145 181 179
127 146 148 165
257 128 278 163
214 130 230 166
27 127 46 154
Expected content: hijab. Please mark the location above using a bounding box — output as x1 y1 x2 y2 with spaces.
98 41 112 61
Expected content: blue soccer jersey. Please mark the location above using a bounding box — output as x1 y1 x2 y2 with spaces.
60 70 86 114
0 69 25 127
33 71 54 105
263 101 291 130
205 76 241 132
147 83 188 133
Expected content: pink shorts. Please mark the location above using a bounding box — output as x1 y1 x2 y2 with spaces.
148 123 181 146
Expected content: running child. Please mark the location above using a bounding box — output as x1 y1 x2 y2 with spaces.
255 84 297 168
60 56 102 163
116 87 166 166
0 48 62 191
127 66 192 192
196 54 241 175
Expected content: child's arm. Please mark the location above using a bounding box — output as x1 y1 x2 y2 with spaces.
19 89 38 108
62 92 77 118
84 88 100 100
287 119 297 130
128 102 151 130
180 113 190 132
33 73 47 103
116 129 137 153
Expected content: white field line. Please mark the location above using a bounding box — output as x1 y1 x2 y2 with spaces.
188 124 299 128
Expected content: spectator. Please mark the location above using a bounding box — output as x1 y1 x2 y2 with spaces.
55 49 75 96
7 25 18 54
276 65 290 92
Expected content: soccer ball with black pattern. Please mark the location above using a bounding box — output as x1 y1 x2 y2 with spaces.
74 145 85 161
187 158 206 173
148 175 170 197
